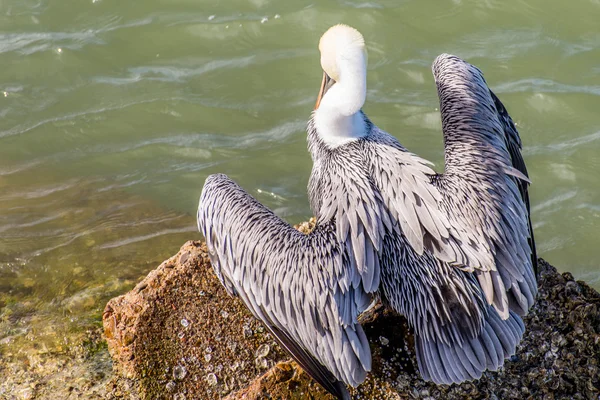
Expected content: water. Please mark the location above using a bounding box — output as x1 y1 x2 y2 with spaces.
1 0 599 369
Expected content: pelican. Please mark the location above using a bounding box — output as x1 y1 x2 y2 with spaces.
197 25 537 399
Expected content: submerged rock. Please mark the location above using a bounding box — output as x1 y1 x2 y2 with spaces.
103 237 600 399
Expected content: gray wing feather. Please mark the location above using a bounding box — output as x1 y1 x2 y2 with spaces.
198 174 371 397
430 54 537 319
369 55 536 323
312 148 389 293
364 129 487 272
415 308 524 385
363 57 536 385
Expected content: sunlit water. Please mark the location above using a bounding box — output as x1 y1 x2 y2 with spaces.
1 0 599 363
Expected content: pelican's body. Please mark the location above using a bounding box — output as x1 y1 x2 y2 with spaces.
198 25 537 399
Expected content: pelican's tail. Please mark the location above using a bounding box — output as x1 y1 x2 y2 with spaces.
415 308 525 384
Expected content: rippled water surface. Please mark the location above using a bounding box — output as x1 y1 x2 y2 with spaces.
1 0 599 360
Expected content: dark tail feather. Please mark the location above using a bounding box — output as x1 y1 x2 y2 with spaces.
490 89 539 280
525 194 538 278
415 308 525 384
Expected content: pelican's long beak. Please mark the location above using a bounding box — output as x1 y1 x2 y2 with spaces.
314 72 335 109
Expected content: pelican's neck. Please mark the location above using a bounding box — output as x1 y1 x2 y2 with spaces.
313 52 367 148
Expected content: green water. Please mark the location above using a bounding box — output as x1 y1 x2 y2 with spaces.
1 0 599 368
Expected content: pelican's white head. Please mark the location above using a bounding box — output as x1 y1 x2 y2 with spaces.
313 24 368 147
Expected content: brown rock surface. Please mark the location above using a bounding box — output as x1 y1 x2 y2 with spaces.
103 238 600 400
103 240 290 399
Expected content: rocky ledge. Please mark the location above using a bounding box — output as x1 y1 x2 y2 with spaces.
103 232 600 399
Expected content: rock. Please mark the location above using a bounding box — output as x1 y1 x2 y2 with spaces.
224 360 335 400
103 239 600 399
103 241 287 399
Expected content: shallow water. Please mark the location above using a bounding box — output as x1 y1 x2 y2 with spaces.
1 0 599 363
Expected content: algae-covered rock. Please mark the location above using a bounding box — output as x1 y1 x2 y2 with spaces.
103 241 289 399
103 238 600 399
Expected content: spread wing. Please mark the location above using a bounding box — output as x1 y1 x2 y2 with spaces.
197 174 372 399
432 54 537 318
366 54 536 320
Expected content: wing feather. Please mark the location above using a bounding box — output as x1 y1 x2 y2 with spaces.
364 55 537 325
431 54 538 316
198 174 371 399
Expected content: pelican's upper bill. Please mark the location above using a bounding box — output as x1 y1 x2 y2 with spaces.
313 24 369 148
